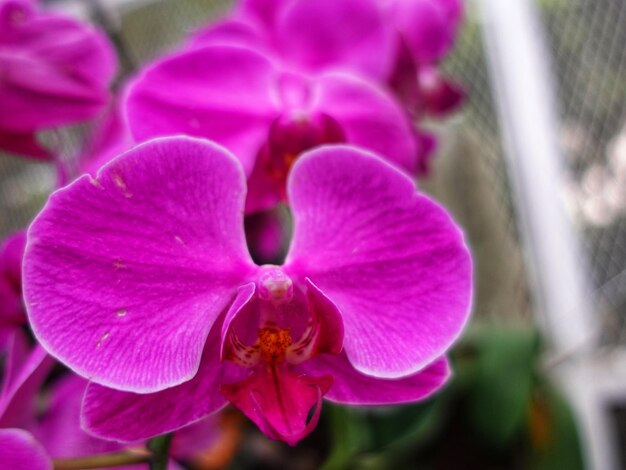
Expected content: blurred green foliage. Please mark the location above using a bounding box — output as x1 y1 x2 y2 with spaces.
320 327 584 470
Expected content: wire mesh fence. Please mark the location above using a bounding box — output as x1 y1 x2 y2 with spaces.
538 0 626 347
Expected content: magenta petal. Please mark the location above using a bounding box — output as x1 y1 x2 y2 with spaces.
0 230 26 327
316 73 418 173
304 354 450 404
221 282 259 367
169 414 220 460
191 17 267 52
286 278 343 363
0 4 116 133
126 45 279 175
221 368 332 445
276 0 395 80
1 5 116 87
0 428 51 470
238 0 292 29
285 146 472 378
38 375 122 458
24 137 255 392
0 331 53 429
0 53 108 132
1 231 26 288
82 324 237 442
389 0 456 64
0 130 51 160
420 68 466 117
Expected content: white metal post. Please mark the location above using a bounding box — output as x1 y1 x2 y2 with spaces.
475 0 611 468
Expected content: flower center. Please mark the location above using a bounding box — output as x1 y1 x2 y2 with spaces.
258 326 292 363
260 112 346 198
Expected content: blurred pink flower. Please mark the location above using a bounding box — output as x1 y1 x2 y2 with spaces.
0 329 219 468
0 0 116 159
0 231 26 348
126 45 419 212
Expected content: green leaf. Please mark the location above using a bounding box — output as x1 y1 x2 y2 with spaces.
467 329 540 448
148 433 172 470
530 385 584 470
320 405 371 470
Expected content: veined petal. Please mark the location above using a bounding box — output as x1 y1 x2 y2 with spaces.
285 146 472 378
82 323 240 442
303 354 450 404
126 45 280 176
24 137 256 392
221 367 332 445
316 72 419 173
0 428 51 470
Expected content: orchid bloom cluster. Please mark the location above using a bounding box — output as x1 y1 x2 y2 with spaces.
1 0 471 465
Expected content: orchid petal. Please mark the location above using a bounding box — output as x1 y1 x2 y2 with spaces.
0 53 108 132
285 145 472 378
276 0 394 80
316 72 419 173
82 323 240 442
0 130 51 160
0 231 26 327
0 6 116 87
191 17 267 52
221 283 260 368
0 3 115 133
304 354 450 404
221 368 332 445
126 45 279 176
389 0 456 64
237 0 292 30
286 278 343 364
38 375 122 457
0 331 53 428
24 137 255 392
169 414 220 461
0 428 51 470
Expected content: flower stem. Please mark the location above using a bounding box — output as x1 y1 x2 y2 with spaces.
148 433 173 470
53 449 151 470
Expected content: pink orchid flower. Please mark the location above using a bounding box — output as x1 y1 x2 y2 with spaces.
0 0 116 159
0 231 27 348
190 0 463 172
0 428 51 470
0 329 219 468
195 0 463 107
384 0 466 117
192 0 396 82
125 44 420 213
23 137 472 444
